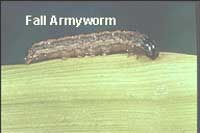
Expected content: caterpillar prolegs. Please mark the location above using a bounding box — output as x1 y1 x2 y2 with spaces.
25 30 159 64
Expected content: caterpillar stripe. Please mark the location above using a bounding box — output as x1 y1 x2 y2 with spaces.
25 30 159 64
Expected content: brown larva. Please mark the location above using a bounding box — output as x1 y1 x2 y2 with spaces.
25 30 159 64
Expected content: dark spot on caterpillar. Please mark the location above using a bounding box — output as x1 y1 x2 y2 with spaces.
25 30 159 64
142 37 159 60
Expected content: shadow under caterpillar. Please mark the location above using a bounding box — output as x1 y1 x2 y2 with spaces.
25 30 159 64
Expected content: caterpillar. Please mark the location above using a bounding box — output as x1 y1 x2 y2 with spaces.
25 30 159 64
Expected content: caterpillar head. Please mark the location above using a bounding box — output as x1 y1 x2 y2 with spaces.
143 38 159 60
